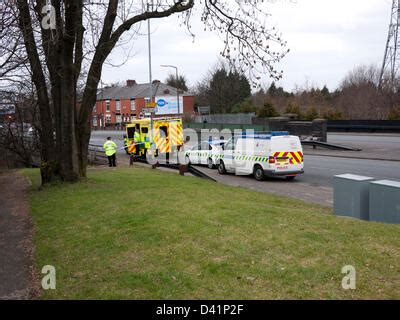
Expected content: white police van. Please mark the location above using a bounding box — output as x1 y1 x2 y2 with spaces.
217 132 304 181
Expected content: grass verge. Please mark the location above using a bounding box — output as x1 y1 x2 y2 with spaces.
22 166 400 299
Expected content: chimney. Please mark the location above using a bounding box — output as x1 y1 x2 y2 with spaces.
126 79 136 87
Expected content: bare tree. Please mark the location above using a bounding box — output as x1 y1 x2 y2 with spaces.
0 1 29 83
338 65 393 120
3 0 288 184
0 87 40 167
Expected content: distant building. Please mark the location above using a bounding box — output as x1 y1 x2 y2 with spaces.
91 79 195 128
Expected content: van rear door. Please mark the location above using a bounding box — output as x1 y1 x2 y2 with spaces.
270 136 303 174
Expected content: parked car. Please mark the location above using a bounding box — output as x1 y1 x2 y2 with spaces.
185 140 227 169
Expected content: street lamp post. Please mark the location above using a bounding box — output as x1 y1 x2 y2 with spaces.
160 65 180 115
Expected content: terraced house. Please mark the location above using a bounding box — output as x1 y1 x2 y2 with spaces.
92 79 195 129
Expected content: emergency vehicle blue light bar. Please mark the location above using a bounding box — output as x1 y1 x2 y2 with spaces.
271 131 289 136
235 131 289 139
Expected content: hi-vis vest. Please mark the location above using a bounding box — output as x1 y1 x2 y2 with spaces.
103 140 117 156
134 131 140 142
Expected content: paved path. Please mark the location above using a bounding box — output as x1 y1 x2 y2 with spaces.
192 166 333 207
0 170 37 299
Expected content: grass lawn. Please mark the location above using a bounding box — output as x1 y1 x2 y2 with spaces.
22 166 400 299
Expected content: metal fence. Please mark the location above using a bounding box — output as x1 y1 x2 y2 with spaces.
88 144 108 165
327 120 400 133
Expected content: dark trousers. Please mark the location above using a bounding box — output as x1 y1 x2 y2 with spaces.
107 154 116 167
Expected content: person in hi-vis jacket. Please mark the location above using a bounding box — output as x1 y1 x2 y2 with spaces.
103 136 117 167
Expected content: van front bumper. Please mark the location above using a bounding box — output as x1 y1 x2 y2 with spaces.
264 169 304 177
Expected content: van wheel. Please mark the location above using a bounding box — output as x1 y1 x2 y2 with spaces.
253 165 265 181
218 161 226 174
286 176 296 181
207 158 215 169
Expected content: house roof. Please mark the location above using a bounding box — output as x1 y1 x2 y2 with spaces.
96 82 191 100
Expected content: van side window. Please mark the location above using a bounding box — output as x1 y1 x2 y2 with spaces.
141 127 148 134
224 139 234 151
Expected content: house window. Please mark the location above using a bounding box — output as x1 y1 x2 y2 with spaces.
106 100 110 112
92 118 97 126
130 99 135 111
116 100 121 111
116 115 122 123
106 114 111 122
130 116 136 121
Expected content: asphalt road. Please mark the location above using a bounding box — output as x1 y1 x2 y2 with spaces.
328 133 400 146
327 133 400 155
302 155 400 187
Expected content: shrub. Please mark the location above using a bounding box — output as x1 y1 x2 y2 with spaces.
388 107 400 120
284 103 303 118
304 106 319 120
257 102 279 118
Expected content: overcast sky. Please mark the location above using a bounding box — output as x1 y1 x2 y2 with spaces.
101 0 393 92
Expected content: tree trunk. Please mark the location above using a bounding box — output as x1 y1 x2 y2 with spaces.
76 122 91 178
17 0 59 184
54 0 80 182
